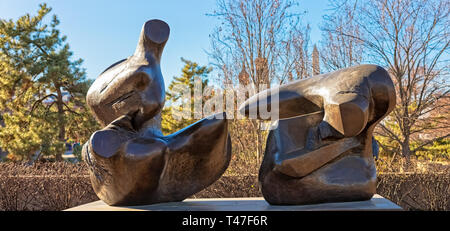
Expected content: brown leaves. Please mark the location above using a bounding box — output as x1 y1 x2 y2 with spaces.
0 162 97 211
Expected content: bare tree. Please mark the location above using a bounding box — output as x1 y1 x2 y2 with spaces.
208 0 312 165
208 0 311 87
320 0 365 72
322 0 450 160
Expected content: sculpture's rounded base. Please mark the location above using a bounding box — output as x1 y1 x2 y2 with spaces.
260 154 377 205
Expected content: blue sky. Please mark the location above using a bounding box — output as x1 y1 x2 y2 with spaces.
0 0 330 87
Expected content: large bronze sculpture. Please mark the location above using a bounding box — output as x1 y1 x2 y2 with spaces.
240 65 396 205
82 18 395 207
82 19 231 206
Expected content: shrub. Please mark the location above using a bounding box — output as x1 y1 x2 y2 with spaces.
377 173 450 211
0 162 97 211
0 160 449 211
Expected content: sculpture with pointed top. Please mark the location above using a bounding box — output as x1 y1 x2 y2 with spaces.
82 20 231 206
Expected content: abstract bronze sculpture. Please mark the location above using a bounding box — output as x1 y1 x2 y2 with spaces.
240 64 396 205
82 19 231 206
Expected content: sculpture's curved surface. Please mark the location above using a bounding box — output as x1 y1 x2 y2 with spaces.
82 20 231 206
240 65 396 205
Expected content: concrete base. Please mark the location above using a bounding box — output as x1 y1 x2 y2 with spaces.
66 194 402 211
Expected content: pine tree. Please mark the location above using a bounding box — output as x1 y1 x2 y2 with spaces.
0 4 99 162
161 58 211 135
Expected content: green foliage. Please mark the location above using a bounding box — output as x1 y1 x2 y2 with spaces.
375 112 402 157
166 58 212 102
72 143 83 162
413 139 450 161
161 58 212 135
0 4 99 161
376 104 450 161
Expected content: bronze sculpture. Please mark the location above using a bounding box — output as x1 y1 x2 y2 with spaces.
240 64 396 205
82 19 231 206
82 18 395 207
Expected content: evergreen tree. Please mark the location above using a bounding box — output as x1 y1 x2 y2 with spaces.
161 58 211 135
0 4 99 161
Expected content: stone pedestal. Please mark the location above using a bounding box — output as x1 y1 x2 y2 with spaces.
66 194 402 211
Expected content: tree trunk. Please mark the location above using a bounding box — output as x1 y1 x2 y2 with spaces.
55 85 65 162
401 140 411 160
250 119 264 166
257 121 263 165
401 135 411 171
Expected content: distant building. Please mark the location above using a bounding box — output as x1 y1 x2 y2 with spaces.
312 44 320 76
415 96 450 141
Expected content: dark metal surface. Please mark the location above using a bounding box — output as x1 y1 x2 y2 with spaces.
240 64 396 205
82 19 231 206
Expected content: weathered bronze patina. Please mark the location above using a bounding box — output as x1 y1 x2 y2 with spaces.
82 19 231 206
240 64 396 205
